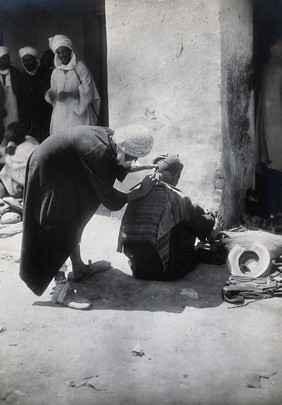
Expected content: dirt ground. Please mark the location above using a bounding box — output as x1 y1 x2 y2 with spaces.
0 213 282 405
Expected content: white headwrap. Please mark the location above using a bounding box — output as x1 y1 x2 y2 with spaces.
0 46 9 58
19 46 39 59
49 35 73 53
49 35 76 70
19 47 40 75
113 124 154 164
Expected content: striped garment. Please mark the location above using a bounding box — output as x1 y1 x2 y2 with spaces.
117 182 192 271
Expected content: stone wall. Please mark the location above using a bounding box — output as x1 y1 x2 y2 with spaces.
220 0 254 225
106 0 223 212
106 0 254 224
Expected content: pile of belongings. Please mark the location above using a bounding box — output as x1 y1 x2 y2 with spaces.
241 212 282 233
222 272 282 304
221 227 282 304
0 196 23 225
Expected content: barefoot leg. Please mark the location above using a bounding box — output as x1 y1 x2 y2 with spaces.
69 244 90 280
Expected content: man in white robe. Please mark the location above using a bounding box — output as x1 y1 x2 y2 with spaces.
0 47 20 142
45 35 100 134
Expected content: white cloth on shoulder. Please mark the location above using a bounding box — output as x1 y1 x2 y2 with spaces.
0 136 39 196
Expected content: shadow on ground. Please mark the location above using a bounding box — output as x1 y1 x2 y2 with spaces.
34 262 229 313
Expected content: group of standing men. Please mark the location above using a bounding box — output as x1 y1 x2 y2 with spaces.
0 45 52 143
0 34 100 144
0 34 101 200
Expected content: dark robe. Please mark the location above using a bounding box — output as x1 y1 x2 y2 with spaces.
10 65 21 99
19 67 52 143
0 80 5 138
20 126 128 296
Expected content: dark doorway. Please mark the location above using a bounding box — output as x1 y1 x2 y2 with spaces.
253 0 282 99
250 0 282 220
0 0 108 125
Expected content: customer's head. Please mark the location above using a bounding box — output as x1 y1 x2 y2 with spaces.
49 35 73 66
113 124 154 168
0 47 10 71
155 154 183 186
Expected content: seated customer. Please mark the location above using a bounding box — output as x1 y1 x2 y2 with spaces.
117 154 224 281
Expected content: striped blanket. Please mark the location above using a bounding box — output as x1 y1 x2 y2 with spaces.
117 182 192 271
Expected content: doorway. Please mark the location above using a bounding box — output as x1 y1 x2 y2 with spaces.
250 0 282 222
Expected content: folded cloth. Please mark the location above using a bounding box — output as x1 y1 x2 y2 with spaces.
2 196 23 213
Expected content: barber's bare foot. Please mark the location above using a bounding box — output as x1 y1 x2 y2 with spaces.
69 260 112 282
69 263 91 281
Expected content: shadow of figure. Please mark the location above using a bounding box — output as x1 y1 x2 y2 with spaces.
65 262 229 313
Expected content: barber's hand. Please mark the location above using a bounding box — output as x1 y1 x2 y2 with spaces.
128 163 158 173
146 164 158 171
152 154 168 165
127 173 159 203
139 173 159 194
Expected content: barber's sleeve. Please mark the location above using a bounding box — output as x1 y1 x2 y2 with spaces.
81 145 128 211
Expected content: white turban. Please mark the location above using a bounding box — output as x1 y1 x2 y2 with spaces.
19 46 39 59
49 35 73 53
113 124 154 158
0 46 9 58
19 46 40 75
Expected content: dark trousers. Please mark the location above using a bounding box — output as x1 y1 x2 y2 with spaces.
124 238 197 281
123 208 214 281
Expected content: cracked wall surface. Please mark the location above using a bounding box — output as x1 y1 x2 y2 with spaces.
106 0 254 224
220 0 254 224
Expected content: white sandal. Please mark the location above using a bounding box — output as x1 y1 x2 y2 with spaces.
52 279 91 310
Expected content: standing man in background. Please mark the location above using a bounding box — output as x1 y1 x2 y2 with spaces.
0 46 20 143
45 34 100 134
18 46 52 143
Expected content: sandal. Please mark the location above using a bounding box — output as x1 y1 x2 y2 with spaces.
52 279 91 310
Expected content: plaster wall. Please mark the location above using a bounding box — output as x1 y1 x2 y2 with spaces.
220 0 254 224
106 0 223 212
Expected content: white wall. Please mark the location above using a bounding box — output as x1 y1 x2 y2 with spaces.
106 0 222 212
106 0 254 224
